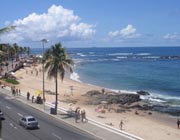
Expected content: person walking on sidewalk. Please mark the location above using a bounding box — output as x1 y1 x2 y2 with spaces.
27 92 30 100
81 110 88 122
32 95 35 103
75 107 80 123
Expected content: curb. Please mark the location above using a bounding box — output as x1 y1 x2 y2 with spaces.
45 103 143 140
1 87 144 140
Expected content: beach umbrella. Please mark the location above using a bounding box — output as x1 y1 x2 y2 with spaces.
35 90 43 95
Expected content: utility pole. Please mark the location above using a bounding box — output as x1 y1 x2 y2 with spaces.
41 39 49 110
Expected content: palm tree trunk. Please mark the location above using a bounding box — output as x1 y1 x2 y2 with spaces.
55 75 58 115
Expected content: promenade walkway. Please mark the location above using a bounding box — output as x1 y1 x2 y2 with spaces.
0 86 143 140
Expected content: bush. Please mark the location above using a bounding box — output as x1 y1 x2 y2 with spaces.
3 78 19 85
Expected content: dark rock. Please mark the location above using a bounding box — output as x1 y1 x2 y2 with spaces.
86 90 102 96
116 108 126 113
142 104 153 110
148 112 152 115
105 94 141 105
137 90 150 96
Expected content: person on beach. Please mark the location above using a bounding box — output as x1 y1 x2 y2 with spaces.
119 120 124 130
36 70 38 76
177 119 180 129
27 92 30 100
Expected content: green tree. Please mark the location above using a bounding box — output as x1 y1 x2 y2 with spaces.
0 26 16 35
26 47 31 56
44 42 74 114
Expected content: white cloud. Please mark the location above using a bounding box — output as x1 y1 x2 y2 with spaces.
163 33 180 40
4 20 11 26
1 5 96 44
108 24 140 39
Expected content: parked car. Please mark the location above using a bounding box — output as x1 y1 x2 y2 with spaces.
0 110 5 120
19 116 39 129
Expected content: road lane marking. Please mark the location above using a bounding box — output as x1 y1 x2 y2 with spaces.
10 123 14 127
17 113 23 117
10 123 17 129
52 133 62 139
6 106 11 109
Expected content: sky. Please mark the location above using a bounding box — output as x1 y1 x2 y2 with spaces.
0 0 180 48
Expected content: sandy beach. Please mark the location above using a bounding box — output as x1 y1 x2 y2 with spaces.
5 64 180 140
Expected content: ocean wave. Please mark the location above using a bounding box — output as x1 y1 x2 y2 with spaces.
111 59 119 61
150 93 180 100
89 52 95 54
116 56 128 59
70 72 81 82
148 97 167 103
77 53 86 57
108 53 133 56
135 53 151 56
143 56 160 59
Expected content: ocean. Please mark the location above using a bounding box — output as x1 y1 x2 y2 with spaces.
32 47 180 115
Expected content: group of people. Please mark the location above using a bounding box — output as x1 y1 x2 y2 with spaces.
11 86 21 96
74 107 88 123
26 66 41 77
27 92 43 104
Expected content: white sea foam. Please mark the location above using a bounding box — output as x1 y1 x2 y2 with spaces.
120 90 137 94
70 72 81 82
150 92 180 100
77 53 86 57
148 98 167 103
111 59 119 61
136 53 151 56
143 56 160 59
117 56 128 59
108 53 133 56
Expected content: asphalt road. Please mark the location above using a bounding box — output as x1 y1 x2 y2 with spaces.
0 93 100 140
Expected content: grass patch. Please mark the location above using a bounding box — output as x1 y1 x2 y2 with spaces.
2 78 19 85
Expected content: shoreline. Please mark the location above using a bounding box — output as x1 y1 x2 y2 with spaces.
71 71 180 117
5 64 180 140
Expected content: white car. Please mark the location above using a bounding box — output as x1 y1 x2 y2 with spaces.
19 116 39 129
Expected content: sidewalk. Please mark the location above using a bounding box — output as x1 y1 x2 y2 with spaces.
0 86 143 140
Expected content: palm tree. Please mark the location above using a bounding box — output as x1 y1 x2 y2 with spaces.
43 42 74 114
26 47 31 57
0 26 16 71
13 43 19 61
0 26 16 35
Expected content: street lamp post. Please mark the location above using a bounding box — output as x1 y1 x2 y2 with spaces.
41 39 49 110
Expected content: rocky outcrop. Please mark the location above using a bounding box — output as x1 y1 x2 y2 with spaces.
86 90 103 96
85 90 141 105
105 94 141 105
137 90 150 96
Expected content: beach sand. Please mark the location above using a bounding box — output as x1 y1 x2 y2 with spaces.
9 65 180 140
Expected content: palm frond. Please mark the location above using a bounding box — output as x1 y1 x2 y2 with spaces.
0 26 16 35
